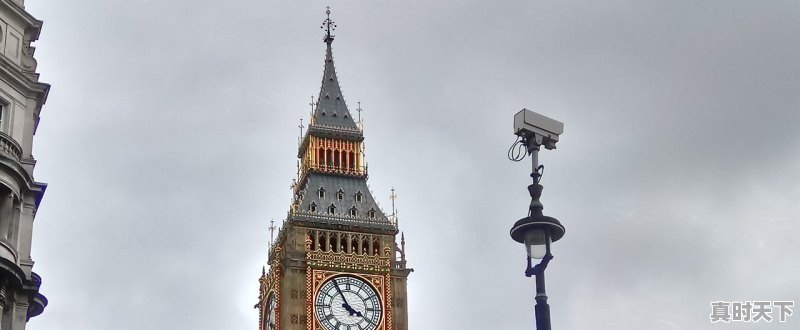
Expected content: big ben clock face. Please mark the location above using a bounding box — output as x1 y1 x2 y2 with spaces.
265 293 277 330
315 275 383 330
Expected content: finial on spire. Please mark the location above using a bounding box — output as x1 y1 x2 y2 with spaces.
321 6 336 44
390 187 398 227
356 101 363 128
269 219 277 246
400 231 406 262
390 187 398 215
298 118 305 140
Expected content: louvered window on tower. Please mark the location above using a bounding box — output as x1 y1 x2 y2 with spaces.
318 188 325 198
328 204 336 214
372 238 381 256
309 203 317 212
336 189 344 201
348 152 355 170
368 209 376 219
333 150 340 167
355 192 363 203
349 207 358 217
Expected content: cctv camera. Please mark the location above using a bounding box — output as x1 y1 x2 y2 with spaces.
513 109 564 150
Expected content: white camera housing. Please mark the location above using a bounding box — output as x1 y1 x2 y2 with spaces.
513 109 564 150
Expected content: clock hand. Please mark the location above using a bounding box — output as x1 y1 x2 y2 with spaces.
333 280 360 316
342 303 363 317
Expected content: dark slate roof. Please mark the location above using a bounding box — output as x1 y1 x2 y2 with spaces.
292 173 394 231
311 42 359 130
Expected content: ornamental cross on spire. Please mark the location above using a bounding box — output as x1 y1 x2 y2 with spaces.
321 7 336 44
357 101 363 124
269 219 277 246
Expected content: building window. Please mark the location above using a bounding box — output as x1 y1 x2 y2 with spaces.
328 204 336 214
318 188 325 199
350 207 358 217
309 203 317 212
368 209 376 219
336 189 344 201
355 192 363 203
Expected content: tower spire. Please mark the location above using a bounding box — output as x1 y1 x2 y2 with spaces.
309 7 359 131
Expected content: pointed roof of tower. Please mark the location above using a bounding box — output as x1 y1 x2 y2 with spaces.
293 174 393 232
311 8 359 131
287 9 395 235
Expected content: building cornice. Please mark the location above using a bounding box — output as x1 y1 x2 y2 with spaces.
0 55 49 101
290 214 397 234
0 0 43 40
0 258 46 320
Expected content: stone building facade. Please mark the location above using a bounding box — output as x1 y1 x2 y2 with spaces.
0 0 49 328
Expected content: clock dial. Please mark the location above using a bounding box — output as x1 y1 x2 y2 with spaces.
315 275 382 330
265 293 277 330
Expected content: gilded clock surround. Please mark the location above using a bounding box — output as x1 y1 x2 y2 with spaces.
303 233 394 330
307 270 391 330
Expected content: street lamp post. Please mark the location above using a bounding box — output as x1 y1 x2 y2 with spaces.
509 109 565 330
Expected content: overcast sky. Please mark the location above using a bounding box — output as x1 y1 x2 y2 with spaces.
23 0 799 329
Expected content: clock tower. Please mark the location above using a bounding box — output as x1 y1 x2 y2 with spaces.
257 9 413 330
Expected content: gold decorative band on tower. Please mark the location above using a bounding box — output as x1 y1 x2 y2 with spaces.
305 230 392 272
302 136 365 176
